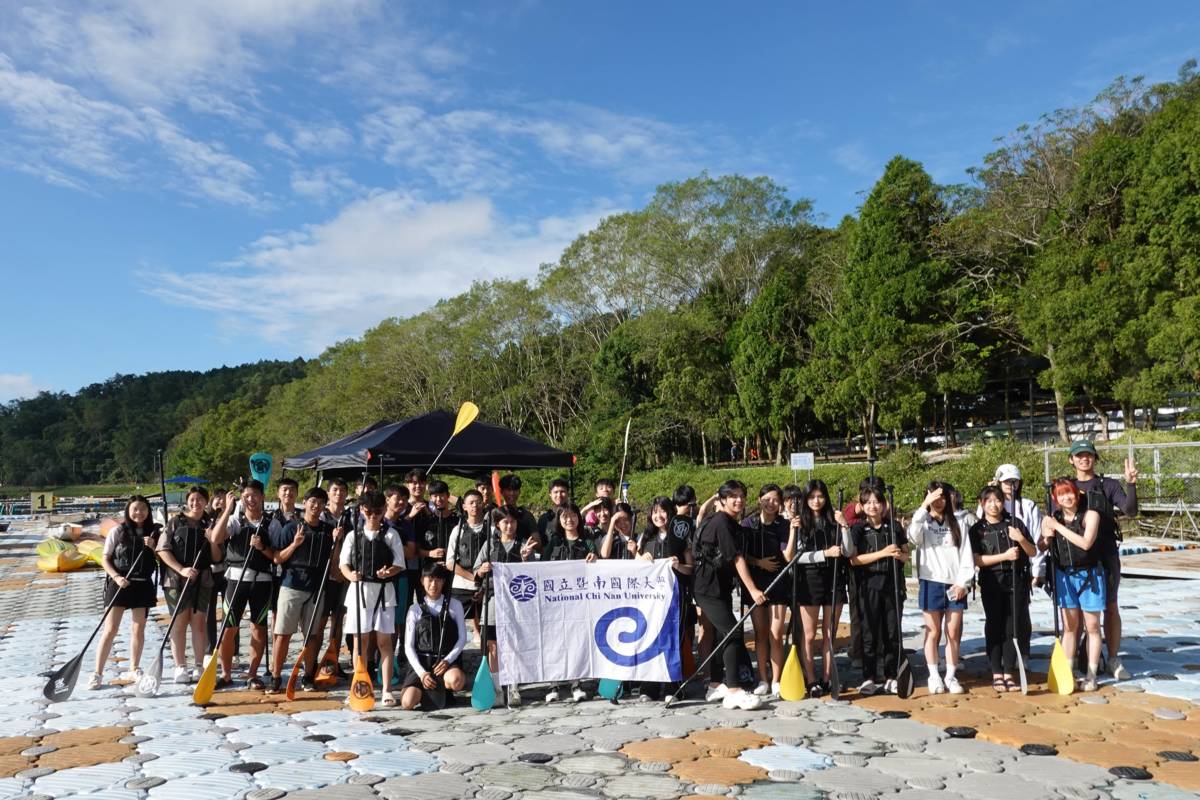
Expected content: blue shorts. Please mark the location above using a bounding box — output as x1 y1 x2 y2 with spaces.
1055 566 1106 612
918 579 967 612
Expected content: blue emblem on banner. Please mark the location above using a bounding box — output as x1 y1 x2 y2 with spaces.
592 579 682 679
508 574 537 602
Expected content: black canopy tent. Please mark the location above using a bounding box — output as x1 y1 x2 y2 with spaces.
281 411 574 479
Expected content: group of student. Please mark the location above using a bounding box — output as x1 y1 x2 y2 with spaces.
87 438 1137 710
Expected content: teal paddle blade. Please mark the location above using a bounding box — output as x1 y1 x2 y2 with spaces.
471 659 495 710
598 678 624 701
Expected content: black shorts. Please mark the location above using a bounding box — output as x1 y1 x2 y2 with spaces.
104 578 156 610
223 579 272 628
323 580 349 617
796 564 848 606
450 588 479 619
1102 553 1121 602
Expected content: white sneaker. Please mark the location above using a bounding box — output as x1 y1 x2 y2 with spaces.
174 666 191 684
119 667 144 682
86 672 102 690
771 681 781 696
544 688 560 703
927 674 945 694
507 686 522 707
883 679 898 694
189 667 201 682
1109 657 1131 681
571 687 588 703
723 689 763 710
857 680 877 696
944 675 964 695
704 683 729 702
752 681 770 696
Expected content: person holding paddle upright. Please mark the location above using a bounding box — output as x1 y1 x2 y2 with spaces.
156 485 221 685
848 484 907 695
787 480 849 699
88 495 160 690
908 481 974 695
1040 477 1106 691
210 480 275 691
340 491 406 706
970 485 1035 693
269 487 338 694
474 504 537 707
400 563 467 710
740 484 790 698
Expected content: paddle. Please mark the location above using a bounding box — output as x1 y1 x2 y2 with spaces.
426 402 480 475
1008 487 1029 695
1045 485 1075 695
472 513 497 711
193 562 255 705
349 576 375 712
44 548 149 703
665 551 801 707
423 597 450 710
137 548 205 697
285 534 337 701
599 427 635 703
887 486 914 699
828 488 845 700
313 635 340 689
779 538 807 700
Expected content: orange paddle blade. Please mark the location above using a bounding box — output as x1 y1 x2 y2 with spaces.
349 655 375 712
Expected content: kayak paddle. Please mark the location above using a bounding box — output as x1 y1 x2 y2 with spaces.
887 486 914 699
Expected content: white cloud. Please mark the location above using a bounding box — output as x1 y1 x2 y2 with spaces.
832 141 877 177
290 166 361 202
141 191 614 351
0 373 45 403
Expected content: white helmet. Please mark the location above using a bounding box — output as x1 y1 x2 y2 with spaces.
994 464 1022 482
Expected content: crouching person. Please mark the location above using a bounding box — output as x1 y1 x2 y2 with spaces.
401 563 467 710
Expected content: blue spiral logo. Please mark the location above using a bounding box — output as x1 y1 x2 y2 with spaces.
508 574 537 602
592 580 682 679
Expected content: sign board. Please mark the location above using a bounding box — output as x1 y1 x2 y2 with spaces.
789 452 815 471
31 492 55 513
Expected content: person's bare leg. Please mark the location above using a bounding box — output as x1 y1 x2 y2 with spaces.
750 605 771 685
94 607 124 675
799 606 820 680
1104 602 1121 659
129 608 146 670
170 609 191 670
768 605 787 684
923 610 943 676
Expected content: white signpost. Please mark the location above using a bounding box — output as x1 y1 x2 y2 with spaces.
790 451 815 483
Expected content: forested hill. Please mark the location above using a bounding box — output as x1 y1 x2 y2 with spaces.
7 66 1200 490
0 360 306 485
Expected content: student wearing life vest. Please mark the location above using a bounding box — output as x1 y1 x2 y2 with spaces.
497 474 540 547
786 480 850 698
400 563 468 710
1060 439 1137 680
981 465 1045 588
1041 477 1106 691
318 478 353 680
474 504 537 706
537 478 571 543
544 504 597 703
210 481 276 690
445 489 488 645
970 485 1036 692
270 487 339 694
693 480 766 711
740 484 790 697
908 481 974 695
848 484 907 696
600 502 639 560
88 495 160 689
638 495 694 700
418 480 459 571
156 485 221 685
340 490 406 706
382 483 418 679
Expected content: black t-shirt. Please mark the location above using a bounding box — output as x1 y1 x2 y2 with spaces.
850 520 906 585
693 512 742 598
741 514 787 590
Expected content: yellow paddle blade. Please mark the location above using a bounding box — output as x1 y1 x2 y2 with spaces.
192 655 219 705
1047 638 1075 695
453 402 479 436
779 645 807 701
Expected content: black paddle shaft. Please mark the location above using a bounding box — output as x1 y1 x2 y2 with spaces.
44 547 151 702
886 486 912 696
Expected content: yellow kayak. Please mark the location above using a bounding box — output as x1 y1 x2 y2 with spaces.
77 540 104 566
37 549 89 573
35 538 74 558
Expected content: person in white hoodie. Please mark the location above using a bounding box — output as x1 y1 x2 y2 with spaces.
909 481 975 694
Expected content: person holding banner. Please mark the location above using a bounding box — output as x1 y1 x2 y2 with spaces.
474 505 537 706
545 504 597 702
400 563 467 709
600 503 639 560
692 480 765 710
638 495 694 700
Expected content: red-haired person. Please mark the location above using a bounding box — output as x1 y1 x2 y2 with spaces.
1040 478 1105 691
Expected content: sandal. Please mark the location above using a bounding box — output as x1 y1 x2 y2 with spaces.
1004 677 1021 692
992 677 1007 693
247 676 265 691
381 691 397 707
215 676 234 690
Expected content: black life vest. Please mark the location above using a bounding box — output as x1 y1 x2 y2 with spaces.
454 521 486 569
606 533 636 560
352 529 394 582
226 514 273 573
741 515 785 560
488 538 523 564
692 518 729 570
853 522 895 575
972 515 1029 580
549 535 592 561
422 512 458 559
166 514 212 577
111 522 158 582
290 519 334 572
801 518 840 573
642 530 685 560
1050 510 1098 571
414 597 456 662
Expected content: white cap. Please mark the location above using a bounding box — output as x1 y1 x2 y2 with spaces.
994 464 1022 482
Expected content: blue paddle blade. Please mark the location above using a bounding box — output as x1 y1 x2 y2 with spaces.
598 678 624 700
471 659 495 710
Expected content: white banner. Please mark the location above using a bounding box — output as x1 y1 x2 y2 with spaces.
494 559 682 686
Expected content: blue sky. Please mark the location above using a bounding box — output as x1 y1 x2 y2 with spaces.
1 1 1196 401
